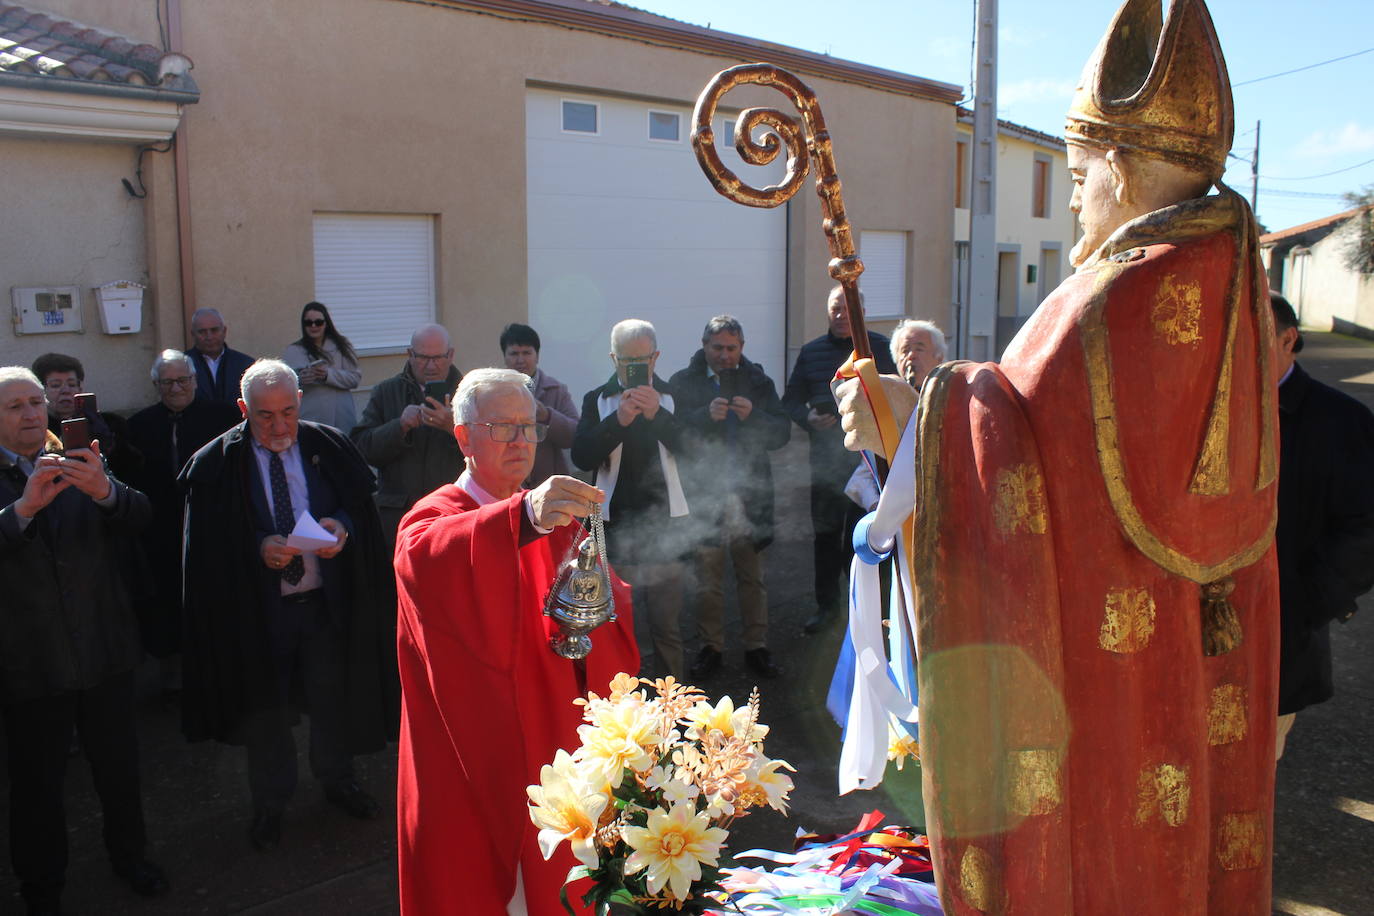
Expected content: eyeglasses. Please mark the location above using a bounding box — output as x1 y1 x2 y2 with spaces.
615 355 654 365
471 422 548 443
156 376 195 389
409 350 451 364
303 319 326 328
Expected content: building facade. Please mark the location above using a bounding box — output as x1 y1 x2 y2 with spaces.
4 0 961 411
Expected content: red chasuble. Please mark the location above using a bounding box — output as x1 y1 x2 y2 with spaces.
394 485 638 915
912 191 1279 914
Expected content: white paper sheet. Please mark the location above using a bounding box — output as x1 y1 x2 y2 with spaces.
286 512 338 553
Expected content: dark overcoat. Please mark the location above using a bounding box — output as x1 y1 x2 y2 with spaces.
1276 361 1374 714
0 432 150 703
668 350 790 550
178 420 399 747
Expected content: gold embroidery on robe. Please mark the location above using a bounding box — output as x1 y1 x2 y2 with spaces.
1217 812 1266 870
1135 763 1190 827
1151 275 1203 345
1207 684 1248 746
992 463 1048 536
1099 587 1156 653
1006 748 1064 817
959 845 996 912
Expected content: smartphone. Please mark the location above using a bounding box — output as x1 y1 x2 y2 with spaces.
623 363 650 389
423 380 452 403
716 367 741 401
74 392 98 424
61 416 92 452
808 394 838 417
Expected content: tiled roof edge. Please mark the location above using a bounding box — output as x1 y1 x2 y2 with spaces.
401 0 964 104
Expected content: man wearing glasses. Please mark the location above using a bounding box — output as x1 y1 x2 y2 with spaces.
352 323 465 548
126 350 240 671
572 319 690 680
394 368 637 916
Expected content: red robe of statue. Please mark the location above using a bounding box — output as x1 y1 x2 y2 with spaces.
913 191 1279 914
394 484 639 915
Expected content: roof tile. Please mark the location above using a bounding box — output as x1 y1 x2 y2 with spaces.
0 3 188 88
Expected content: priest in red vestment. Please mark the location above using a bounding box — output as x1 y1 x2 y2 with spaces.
394 367 639 915
839 1 1280 912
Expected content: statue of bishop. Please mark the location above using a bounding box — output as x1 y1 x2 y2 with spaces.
840 0 1279 911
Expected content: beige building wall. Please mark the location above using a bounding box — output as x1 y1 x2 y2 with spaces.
0 136 157 411
43 0 956 396
1280 223 1374 333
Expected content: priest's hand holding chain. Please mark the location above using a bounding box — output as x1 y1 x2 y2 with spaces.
530 476 605 530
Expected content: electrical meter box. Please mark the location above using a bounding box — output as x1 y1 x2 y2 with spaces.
12 286 83 335
95 281 144 335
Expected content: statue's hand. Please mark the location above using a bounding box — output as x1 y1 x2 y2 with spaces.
835 374 919 453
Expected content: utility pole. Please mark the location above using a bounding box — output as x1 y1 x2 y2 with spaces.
963 0 998 361
1250 120 1260 214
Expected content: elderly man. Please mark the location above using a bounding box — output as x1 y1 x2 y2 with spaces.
180 360 396 852
186 307 255 404
126 351 240 666
395 368 637 916
670 316 790 680
781 286 895 634
1269 292 1374 757
500 322 579 486
889 319 947 390
838 1 1283 910
573 319 690 679
352 323 464 548
0 366 167 913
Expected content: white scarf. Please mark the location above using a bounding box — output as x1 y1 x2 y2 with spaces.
595 390 689 521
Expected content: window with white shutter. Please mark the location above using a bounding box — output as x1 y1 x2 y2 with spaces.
859 230 908 318
312 213 436 350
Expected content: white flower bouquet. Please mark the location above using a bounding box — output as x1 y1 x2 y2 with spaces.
528 673 794 914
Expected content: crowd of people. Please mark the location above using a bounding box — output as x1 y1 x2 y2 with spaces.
2 280 1370 915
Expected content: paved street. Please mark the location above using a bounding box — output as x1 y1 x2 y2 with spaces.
2 332 1371 915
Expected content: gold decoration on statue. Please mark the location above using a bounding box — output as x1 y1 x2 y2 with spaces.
1151 275 1203 345
1005 748 1064 817
992 463 1049 536
1206 684 1248 746
1065 0 1233 179
1135 763 1191 827
1099 587 1157 654
959 845 998 913
1216 811 1266 871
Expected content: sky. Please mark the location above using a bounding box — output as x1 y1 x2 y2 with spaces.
625 0 1374 232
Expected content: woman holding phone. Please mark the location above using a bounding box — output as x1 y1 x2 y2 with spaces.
282 301 362 431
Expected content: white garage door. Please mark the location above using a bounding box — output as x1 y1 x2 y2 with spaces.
526 88 788 403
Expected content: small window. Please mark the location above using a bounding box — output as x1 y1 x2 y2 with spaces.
722 119 736 146
955 137 970 209
648 110 680 142
562 100 598 134
313 213 436 350
1032 154 1052 218
858 230 908 318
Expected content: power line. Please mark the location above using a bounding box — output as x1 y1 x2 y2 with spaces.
1258 188 1349 200
1233 46 1374 87
1262 156 1374 181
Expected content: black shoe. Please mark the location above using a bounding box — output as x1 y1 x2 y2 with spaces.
744 648 782 679
688 646 723 680
248 809 282 851
113 859 170 897
325 782 380 820
803 610 834 635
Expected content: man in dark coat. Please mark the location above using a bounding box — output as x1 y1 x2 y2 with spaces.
126 349 240 665
572 319 690 679
781 285 895 633
351 323 465 550
0 366 168 914
670 315 790 680
1270 292 1374 756
180 360 398 851
186 307 256 404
